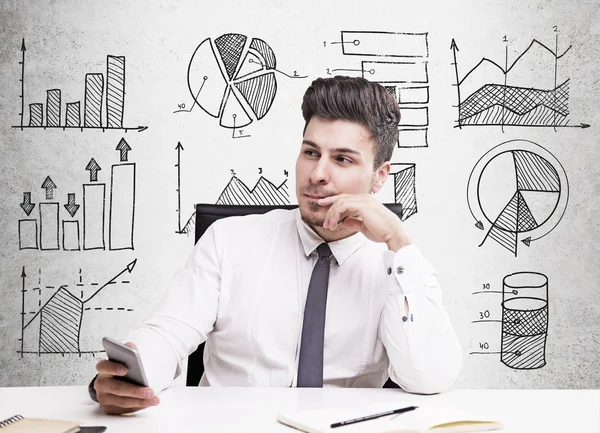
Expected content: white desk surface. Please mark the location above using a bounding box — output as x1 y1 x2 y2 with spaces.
0 386 598 432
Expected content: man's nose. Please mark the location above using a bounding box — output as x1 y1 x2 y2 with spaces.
310 158 330 184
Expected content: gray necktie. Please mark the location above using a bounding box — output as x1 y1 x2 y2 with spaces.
297 243 332 387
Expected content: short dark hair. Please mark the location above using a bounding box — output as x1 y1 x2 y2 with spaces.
301 76 400 169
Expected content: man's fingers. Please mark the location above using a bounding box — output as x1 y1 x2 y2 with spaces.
96 376 154 399
96 359 127 376
98 393 159 411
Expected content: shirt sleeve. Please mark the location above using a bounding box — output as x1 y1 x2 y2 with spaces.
124 223 222 393
378 244 463 394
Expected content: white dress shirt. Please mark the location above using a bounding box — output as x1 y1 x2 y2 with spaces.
127 209 462 393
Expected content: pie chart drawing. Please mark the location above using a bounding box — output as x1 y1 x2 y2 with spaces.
467 140 569 256
187 33 278 129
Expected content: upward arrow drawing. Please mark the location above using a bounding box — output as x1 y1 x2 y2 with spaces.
64 193 80 217
41 176 56 200
86 158 101 182
83 258 138 304
175 141 184 234
19 39 26 130
116 138 132 162
20 192 35 216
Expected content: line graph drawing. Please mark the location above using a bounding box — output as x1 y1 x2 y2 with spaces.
18 259 137 356
175 33 306 137
13 39 147 132
451 35 590 130
328 31 430 148
17 138 137 251
466 140 569 256
216 172 290 206
470 272 549 370
174 145 290 235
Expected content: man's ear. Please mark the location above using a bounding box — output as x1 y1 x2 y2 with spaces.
371 161 391 194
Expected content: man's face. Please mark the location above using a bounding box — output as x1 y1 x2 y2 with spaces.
295 116 385 227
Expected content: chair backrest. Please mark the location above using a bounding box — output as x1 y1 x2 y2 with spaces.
186 203 402 388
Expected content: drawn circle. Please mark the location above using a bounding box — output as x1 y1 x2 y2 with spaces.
467 140 569 243
187 34 278 129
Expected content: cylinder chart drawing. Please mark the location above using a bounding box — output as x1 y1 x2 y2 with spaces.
501 271 549 369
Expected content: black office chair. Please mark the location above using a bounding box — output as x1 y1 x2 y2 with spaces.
187 203 403 389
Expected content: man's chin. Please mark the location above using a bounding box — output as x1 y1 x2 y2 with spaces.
299 204 326 227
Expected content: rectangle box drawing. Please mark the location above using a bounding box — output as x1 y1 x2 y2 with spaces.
46 89 61 127
398 128 428 148
62 220 81 251
107 56 125 128
65 102 81 127
341 31 428 58
18 219 38 250
39 203 59 250
109 163 135 250
362 61 428 84
399 107 429 127
29 103 43 127
398 86 429 104
83 183 106 250
84 73 104 128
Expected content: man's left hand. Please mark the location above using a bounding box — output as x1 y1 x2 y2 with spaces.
317 194 411 252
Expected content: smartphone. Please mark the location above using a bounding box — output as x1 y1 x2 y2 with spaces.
101 337 149 387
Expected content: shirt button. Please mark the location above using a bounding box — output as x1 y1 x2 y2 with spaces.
396 266 404 275
387 267 392 275
402 316 408 322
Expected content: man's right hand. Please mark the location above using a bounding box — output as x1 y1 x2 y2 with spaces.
94 342 160 415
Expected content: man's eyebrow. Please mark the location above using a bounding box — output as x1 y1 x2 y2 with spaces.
301 140 362 156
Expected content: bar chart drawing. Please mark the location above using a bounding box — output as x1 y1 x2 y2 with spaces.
18 260 137 356
466 140 569 256
331 31 430 148
13 39 147 132
17 138 137 252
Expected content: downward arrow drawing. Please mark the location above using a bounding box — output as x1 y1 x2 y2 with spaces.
86 158 101 182
20 192 35 216
116 138 132 162
41 176 57 200
64 193 80 217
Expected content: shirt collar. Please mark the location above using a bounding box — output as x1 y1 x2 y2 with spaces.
294 208 366 266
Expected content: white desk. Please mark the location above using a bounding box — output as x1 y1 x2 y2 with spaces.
0 386 598 432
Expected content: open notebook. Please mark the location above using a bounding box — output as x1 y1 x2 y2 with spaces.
0 415 80 432
276 402 503 433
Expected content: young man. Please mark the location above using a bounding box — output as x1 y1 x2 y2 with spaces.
92 76 462 415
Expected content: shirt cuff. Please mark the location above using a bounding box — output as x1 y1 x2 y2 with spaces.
124 326 181 393
382 244 426 295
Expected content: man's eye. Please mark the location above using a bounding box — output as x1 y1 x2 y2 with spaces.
304 150 318 157
336 156 352 164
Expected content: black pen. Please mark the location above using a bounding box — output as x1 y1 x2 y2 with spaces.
330 405 418 428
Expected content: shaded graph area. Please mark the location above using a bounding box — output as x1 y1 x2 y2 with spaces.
452 36 589 129
19 260 137 356
216 175 289 206
460 80 569 126
467 140 568 256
